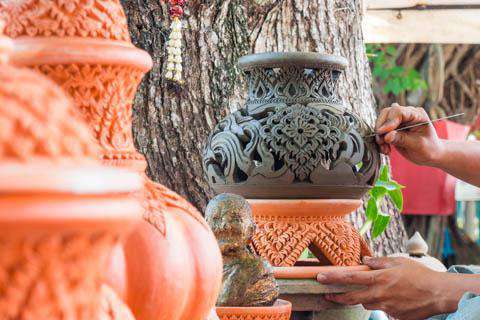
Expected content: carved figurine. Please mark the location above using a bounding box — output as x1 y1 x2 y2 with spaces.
205 193 279 307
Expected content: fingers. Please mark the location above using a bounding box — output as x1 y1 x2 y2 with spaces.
363 256 402 270
324 290 379 306
383 131 415 150
317 270 379 286
375 103 429 135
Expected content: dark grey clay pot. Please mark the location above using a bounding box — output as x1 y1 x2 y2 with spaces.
203 52 380 199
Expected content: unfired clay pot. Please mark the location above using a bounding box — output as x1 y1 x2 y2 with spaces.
250 199 372 267
0 1 223 319
216 300 292 320
0 34 140 319
203 52 380 200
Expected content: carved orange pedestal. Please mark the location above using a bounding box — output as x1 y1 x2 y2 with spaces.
249 199 372 267
1 1 223 319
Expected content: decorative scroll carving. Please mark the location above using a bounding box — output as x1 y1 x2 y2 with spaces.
203 55 380 199
0 0 131 41
251 215 372 267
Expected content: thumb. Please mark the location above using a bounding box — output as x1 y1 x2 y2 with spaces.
363 256 399 270
384 131 414 149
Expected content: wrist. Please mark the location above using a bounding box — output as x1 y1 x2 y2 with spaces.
426 139 448 168
432 273 464 315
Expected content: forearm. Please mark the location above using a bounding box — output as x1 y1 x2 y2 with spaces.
430 139 480 187
435 273 480 314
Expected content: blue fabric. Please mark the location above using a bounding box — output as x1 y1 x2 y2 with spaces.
428 266 480 320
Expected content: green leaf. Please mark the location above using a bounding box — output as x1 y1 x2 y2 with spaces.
386 45 397 56
372 213 392 239
366 197 379 221
379 165 390 181
392 78 402 95
388 189 404 212
371 186 388 199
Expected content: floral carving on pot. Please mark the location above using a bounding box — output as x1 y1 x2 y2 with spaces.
0 0 130 40
203 52 380 200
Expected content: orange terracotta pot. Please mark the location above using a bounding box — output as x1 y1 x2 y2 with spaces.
0 164 142 319
216 300 292 320
0 2 223 319
0 40 140 319
249 199 372 267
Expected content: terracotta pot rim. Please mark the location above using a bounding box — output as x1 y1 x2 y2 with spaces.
238 52 348 70
12 37 153 71
247 199 363 217
0 162 142 195
274 266 370 279
215 299 292 315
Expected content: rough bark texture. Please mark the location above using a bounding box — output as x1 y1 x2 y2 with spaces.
120 0 407 254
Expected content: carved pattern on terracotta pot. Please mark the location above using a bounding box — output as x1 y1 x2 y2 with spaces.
215 299 292 320
31 64 145 161
0 0 131 41
203 53 380 199
217 315 290 320
0 233 117 319
0 65 98 161
251 217 372 267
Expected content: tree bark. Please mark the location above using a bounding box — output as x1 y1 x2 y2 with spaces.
120 0 407 254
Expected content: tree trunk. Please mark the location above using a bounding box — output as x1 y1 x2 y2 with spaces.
120 0 407 254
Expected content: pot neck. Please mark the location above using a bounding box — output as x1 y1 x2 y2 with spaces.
244 65 344 109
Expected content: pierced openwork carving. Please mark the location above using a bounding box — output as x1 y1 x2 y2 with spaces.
251 215 372 267
203 53 380 199
244 64 342 107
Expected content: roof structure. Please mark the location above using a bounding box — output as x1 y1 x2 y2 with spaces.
363 1 480 43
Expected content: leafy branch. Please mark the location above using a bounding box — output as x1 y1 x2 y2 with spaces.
359 165 404 239
366 44 427 96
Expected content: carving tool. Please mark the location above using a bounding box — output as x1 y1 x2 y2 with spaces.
366 113 465 138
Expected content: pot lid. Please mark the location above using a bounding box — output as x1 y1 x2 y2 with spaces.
238 52 348 70
0 163 142 195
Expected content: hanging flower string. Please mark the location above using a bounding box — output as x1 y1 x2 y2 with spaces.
165 0 186 84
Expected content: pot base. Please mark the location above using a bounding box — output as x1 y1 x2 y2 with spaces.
249 199 372 267
216 299 292 320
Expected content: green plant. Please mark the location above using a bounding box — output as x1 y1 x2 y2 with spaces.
359 165 404 239
366 44 427 96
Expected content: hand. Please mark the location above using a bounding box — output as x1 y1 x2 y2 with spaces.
375 103 444 166
317 257 459 320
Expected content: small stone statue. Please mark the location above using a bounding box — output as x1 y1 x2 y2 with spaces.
205 193 279 307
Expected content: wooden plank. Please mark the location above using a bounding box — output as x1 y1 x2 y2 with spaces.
367 0 480 9
364 9 480 43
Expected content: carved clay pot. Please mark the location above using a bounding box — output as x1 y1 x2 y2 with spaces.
250 200 372 267
0 37 140 319
203 52 380 200
0 1 223 320
216 300 292 320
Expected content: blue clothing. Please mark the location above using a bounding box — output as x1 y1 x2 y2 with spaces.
429 266 480 320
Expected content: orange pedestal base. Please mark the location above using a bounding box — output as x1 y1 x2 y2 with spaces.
249 199 372 267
